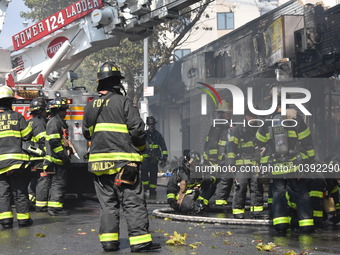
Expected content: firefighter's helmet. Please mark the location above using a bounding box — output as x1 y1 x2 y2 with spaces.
146 116 157 125
184 150 201 167
0 84 14 99
46 100 52 113
49 97 69 110
216 100 232 112
97 62 125 81
29 97 47 113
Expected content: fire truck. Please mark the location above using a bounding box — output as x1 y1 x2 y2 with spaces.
0 0 202 194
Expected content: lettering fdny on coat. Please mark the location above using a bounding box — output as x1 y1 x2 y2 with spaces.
91 162 115 171
93 99 110 108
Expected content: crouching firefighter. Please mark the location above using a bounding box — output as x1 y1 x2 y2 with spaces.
82 61 160 253
0 85 33 229
255 84 315 234
167 150 217 214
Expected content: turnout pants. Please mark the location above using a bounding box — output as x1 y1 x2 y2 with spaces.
214 177 233 205
94 172 152 248
35 171 51 211
0 170 31 226
141 158 158 192
232 172 264 217
43 164 67 211
272 178 314 232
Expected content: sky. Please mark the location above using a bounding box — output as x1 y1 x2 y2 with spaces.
0 0 32 49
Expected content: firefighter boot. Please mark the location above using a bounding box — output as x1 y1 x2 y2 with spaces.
1 219 13 229
18 218 33 228
48 209 70 216
101 241 120 252
131 242 161 252
149 189 157 200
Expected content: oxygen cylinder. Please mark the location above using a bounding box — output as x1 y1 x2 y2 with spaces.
270 114 289 157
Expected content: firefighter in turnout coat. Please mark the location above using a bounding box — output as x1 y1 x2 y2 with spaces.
43 97 71 216
82 62 160 253
141 116 168 198
0 85 33 229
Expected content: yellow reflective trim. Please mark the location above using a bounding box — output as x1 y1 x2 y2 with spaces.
149 144 159 149
17 213 30 220
32 131 46 142
309 191 323 198
137 145 146 151
167 193 175 199
232 209 245 214
53 146 64 153
215 200 227 205
209 149 218 155
36 201 48 207
240 141 254 148
89 152 143 162
218 140 227 146
47 133 61 140
267 198 273 203
260 156 269 163
44 155 63 165
129 234 152 245
0 130 21 138
250 206 264 212
313 210 323 218
142 181 149 185
0 164 25 175
331 185 339 194
149 184 157 188
287 130 297 138
21 125 32 137
48 201 63 208
235 159 256 165
197 196 209 205
229 136 239 144
298 128 311 140
228 153 235 158
94 123 128 133
99 233 119 242
0 211 13 220
299 219 314 227
307 150 315 157
273 217 290 225
162 151 168 155
256 132 268 143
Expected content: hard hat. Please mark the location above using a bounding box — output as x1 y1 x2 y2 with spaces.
46 100 52 113
146 116 157 125
97 62 125 81
29 97 47 113
184 150 201 166
0 84 14 99
49 97 69 110
216 100 232 112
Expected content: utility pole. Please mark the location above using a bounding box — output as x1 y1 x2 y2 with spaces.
140 37 149 123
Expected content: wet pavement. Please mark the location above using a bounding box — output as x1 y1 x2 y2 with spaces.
1 178 340 254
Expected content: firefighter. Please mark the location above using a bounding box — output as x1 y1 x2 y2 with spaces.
141 116 168 198
26 97 47 211
82 61 160 252
203 100 233 207
43 97 71 216
229 109 264 219
0 84 33 229
255 84 315 234
167 150 216 214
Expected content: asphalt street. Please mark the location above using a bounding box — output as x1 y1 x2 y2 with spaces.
1 179 340 255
